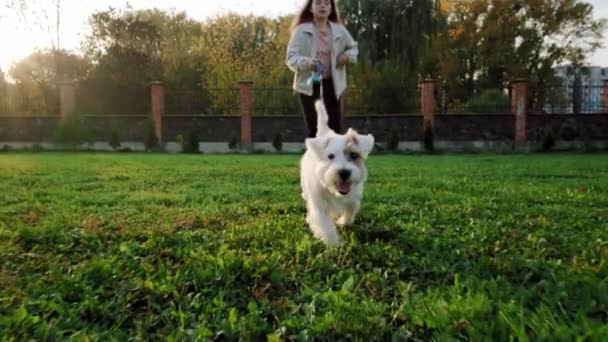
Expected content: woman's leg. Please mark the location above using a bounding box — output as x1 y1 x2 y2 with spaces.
321 79 342 134
299 83 321 137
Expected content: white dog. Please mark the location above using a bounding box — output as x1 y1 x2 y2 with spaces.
300 100 375 246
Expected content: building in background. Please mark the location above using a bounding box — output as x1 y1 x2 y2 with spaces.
549 65 608 113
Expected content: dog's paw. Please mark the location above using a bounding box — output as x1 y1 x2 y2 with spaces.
310 226 340 246
336 215 354 226
323 235 340 247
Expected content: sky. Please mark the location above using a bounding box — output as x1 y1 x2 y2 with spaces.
0 0 606 74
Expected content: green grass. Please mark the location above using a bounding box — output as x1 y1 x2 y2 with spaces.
1 152 607 341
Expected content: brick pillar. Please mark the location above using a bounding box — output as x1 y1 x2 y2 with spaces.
421 79 436 130
150 81 164 144
59 81 76 119
603 79 608 113
511 79 529 145
239 80 253 151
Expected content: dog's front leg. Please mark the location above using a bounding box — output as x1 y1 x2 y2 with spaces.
336 202 360 226
306 203 340 246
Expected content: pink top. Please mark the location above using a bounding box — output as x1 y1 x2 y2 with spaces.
315 25 332 79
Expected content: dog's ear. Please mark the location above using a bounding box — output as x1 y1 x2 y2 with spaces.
356 133 375 158
347 128 375 158
305 136 330 158
306 138 323 156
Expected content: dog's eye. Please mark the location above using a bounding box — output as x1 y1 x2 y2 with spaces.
328 153 335 160
350 152 360 160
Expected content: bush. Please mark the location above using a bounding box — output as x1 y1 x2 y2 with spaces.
423 124 434 153
387 130 400 151
578 126 597 152
228 134 239 150
272 132 283 152
53 112 92 148
182 130 200 153
347 60 419 114
109 125 121 150
465 89 510 113
143 118 159 151
541 127 556 151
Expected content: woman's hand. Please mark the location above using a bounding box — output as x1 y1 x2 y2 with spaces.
308 60 318 71
337 54 350 66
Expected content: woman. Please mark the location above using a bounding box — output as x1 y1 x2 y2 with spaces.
286 0 358 137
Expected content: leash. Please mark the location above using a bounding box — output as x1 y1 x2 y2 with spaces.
307 61 324 102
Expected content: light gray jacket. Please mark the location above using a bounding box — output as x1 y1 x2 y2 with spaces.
286 21 358 100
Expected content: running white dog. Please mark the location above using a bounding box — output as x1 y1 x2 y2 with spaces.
300 100 375 246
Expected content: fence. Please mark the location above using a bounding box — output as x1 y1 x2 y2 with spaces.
75 80 149 115
535 83 605 114
1 78 607 150
165 88 240 115
435 84 511 114
164 86 421 116
0 83 59 116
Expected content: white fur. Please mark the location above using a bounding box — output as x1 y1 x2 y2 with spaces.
300 100 375 246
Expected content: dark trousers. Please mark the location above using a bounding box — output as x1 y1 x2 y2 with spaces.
299 79 341 138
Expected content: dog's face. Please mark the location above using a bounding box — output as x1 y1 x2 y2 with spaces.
306 128 374 196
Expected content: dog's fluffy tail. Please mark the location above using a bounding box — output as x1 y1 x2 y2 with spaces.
315 99 332 136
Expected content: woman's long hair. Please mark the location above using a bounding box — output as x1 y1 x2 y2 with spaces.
291 0 343 31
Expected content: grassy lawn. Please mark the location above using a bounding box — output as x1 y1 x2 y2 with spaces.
0 152 607 340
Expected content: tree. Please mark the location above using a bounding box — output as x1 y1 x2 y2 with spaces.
82 7 207 114
0 67 7 113
424 0 606 111
82 8 156 114
339 0 439 69
195 14 291 88
338 0 440 114
510 0 606 110
84 6 164 83
3 0 65 112
2 0 62 50
9 49 90 84
422 0 491 107
8 49 90 115
143 9 207 114
193 14 294 114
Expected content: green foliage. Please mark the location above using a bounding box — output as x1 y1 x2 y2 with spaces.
272 131 283 152
0 68 8 114
0 153 607 340
109 124 121 150
387 129 400 151
228 134 239 150
541 126 556 151
423 0 606 109
82 8 202 115
53 112 92 148
3 2 606 118
6 50 89 115
340 0 439 67
465 89 510 113
143 117 159 151
181 130 200 153
9 49 91 84
423 123 434 153
195 14 293 114
347 60 419 114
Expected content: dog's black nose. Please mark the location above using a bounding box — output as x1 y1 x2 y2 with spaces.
338 169 351 180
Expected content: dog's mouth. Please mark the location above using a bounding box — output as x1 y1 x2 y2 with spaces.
335 181 351 195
